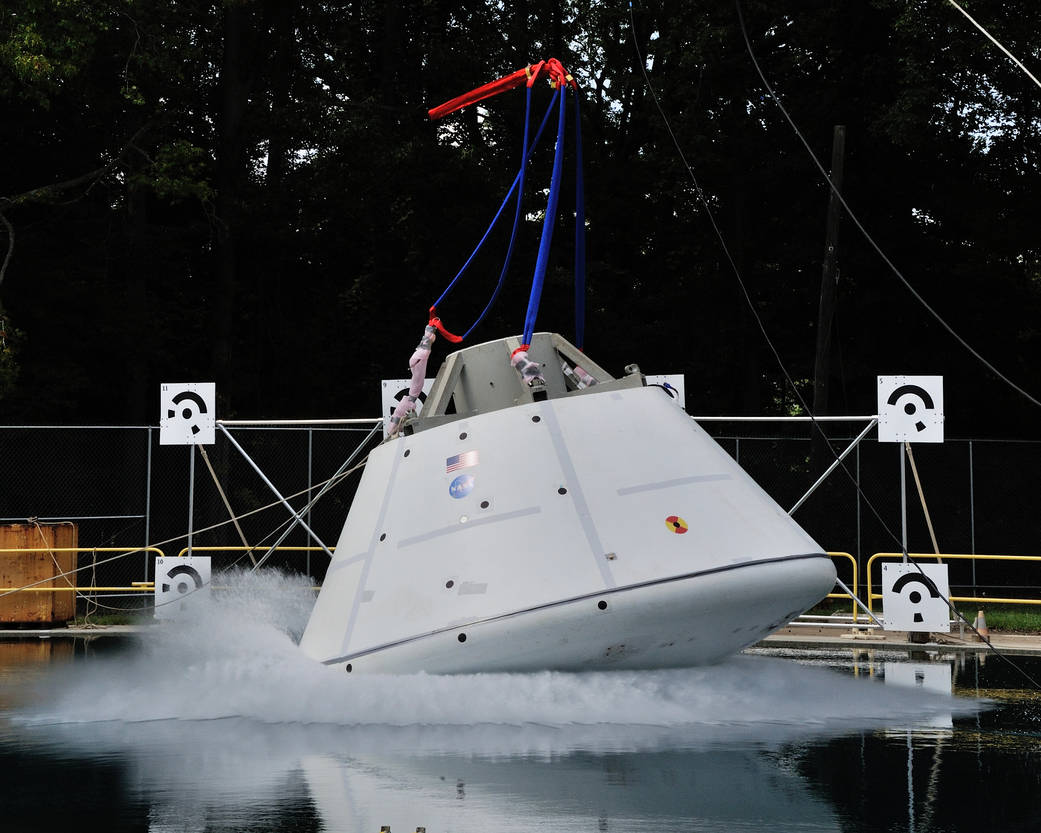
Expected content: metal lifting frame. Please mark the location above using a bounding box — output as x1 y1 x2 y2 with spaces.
779 415 882 628
248 422 382 572
215 422 380 566
788 417 879 515
834 575 885 628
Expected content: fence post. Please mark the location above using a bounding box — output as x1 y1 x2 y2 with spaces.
307 427 313 578
969 439 976 593
187 444 196 556
145 426 153 581
856 442 862 582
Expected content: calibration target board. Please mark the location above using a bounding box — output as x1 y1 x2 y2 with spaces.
160 382 216 445
877 375 944 443
881 562 951 632
154 556 211 619
644 374 686 411
381 378 434 438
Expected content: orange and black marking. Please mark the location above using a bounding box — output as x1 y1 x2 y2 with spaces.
665 515 688 534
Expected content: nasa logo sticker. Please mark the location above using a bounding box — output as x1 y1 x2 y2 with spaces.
665 515 688 534
449 474 475 499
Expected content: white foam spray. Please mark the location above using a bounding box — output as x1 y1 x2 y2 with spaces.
6 570 992 833
24 569 979 737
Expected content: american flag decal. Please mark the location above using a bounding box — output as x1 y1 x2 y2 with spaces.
446 450 479 473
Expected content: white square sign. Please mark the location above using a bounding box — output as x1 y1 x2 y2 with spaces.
645 374 686 410
877 375 944 443
881 562 951 632
884 662 952 696
160 383 216 445
154 555 211 619
884 662 953 729
381 378 433 438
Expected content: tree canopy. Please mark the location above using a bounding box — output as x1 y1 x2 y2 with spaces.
2 0 1039 436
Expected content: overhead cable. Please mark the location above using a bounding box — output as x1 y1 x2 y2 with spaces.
734 0 1041 412
946 0 1041 92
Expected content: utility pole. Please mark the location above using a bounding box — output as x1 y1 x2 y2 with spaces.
813 125 846 419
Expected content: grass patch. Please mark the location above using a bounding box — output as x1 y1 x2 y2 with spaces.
67 613 148 627
805 600 861 617
955 605 1041 634
805 601 1041 632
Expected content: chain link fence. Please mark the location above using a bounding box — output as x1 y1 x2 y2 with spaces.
707 421 1041 601
2 422 1039 616
0 425 380 616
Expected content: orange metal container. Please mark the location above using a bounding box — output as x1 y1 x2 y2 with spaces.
0 523 78 625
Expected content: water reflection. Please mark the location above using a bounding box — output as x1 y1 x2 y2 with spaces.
14 717 857 832
0 573 1035 833
2 644 985 833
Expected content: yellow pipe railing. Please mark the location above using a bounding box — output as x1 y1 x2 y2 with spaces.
170 545 326 591
3 546 1035 615
0 547 165 557
0 546 333 597
866 552 1041 614
174 545 334 559
823 551 859 620
0 547 166 595
0 587 155 593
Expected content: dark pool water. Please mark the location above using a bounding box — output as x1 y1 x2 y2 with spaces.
1 573 1039 833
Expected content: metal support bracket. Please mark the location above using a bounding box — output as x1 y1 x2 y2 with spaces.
834 575 885 629
217 423 337 561
789 417 878 515
248 422 382 572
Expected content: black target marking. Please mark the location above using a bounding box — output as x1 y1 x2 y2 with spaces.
892 572 941 624
388 387 427 416
167 390 209 436
161 564 204 595
886 384 935 433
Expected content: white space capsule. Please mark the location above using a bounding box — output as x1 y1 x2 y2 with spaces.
300 333 836 673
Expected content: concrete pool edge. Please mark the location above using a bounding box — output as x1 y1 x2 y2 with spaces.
3 624 1041 657
755 626 1041 656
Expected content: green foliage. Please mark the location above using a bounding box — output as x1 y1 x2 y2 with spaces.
957 606 1041 634
0 0 1038 434
808 602 1041 633
69 612 144 627
0 304 22 401
135 140 214 204
772 377 811 417
0 0 116 104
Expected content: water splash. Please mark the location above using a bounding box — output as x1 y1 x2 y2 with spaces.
22 569 980 736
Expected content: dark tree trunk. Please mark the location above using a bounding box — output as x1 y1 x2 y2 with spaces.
122 175 149 423
212 2 254 411
265 2 293 194
813 125 845 419
812 125 846 469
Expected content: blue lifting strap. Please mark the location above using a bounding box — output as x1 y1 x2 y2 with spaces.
522 87 567 346
430 89 560 333
428 72 587 351
464 84 538 339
